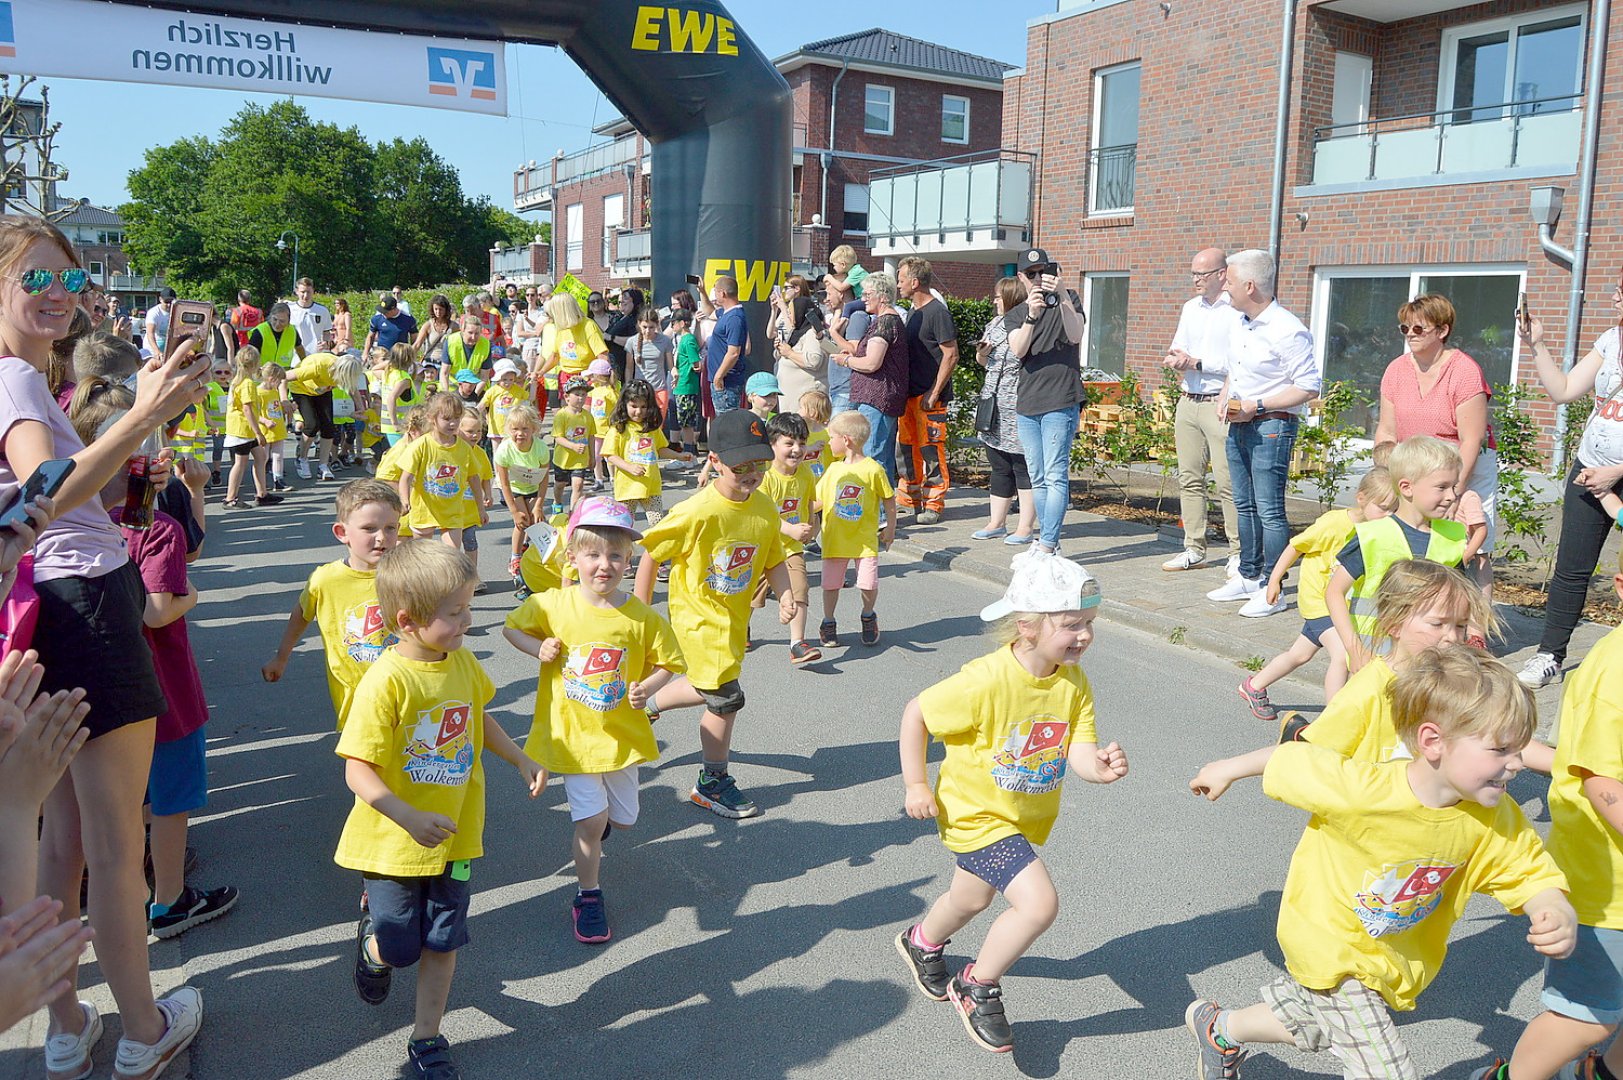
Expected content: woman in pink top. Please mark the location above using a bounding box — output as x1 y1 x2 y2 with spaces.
1373 293 1498 590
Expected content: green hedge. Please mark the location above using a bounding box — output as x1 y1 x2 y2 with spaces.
314 285 487 327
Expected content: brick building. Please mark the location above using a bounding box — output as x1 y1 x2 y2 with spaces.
512 28 1015 298
52 198 165 311
893 0 1607 456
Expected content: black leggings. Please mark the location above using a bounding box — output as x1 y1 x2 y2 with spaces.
292 391 338 440
984 443 1031 500
1539 462 1623 662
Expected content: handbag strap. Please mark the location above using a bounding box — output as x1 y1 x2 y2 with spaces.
983 329 1009 399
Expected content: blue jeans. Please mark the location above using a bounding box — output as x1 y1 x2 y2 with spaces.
1016 406 1079 550
713 384 741 412
1225 416 1297 581
857 403 899 486
828 361 852 415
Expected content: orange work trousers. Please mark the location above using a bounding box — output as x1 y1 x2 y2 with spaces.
896 395 950 512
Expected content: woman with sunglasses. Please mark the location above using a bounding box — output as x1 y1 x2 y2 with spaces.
0 217 209 1076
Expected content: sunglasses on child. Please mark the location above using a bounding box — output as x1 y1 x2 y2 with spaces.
722 459 768 476
16 268 90 295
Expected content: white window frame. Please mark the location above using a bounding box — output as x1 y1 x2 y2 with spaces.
88 260 104 278
1436 4 1585 119
941 94 970 145
1088 60 1141 217
601 193 625 268
863 84 895 136
1330 51 1373 136
1082 272 1129 377
842 183 870 237
564 202 584 271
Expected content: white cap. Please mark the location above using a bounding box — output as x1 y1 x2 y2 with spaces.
980 550 1102 621
493 358 523 379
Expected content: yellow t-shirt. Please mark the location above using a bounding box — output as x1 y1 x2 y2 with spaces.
816 456 894 559
480 383 525 438
224 380 260 440
1302 658 1406 763
760 463 818 556
1292 508 1358 621
601 422 667 502
257 385 289 443
588 385 619 429
550 408 596 471
919 645 1098 853
376 437 415 537
287 352 338 396
1263 742 1568 1011
1548 623 1623 929
639 484 785 690
805 427 834 479
459 441 493 529
542 321 607 381
518 512 570 594
299 560 398 729
505 588 684 774
334 647 495 877
401 435 482 532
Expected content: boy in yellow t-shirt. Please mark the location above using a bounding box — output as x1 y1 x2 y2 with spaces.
479 359 527 455
585 358 619 489
337 541 541 1080
398 392 488 549
1186 646 1576 1080
814 409 895 649
633 409 794 820
753 412 820 665
551 378 597 514
503 497 683 944
262 480 403 729
897 554 1128 1054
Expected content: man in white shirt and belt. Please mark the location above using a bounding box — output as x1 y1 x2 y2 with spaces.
1162 247 1242 576
1206 249 1320 617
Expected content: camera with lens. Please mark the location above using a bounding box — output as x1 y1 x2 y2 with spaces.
1019 247 1063 308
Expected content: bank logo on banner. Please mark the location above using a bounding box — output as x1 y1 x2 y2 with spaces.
427 47 498 102
0 3 16 58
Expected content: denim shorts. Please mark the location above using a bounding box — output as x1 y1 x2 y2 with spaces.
1542 924 1623 1025
1301 615 1334 646
363 866 471 968
956 833 1038 893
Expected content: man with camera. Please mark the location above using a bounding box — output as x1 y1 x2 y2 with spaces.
1006 248 1085 555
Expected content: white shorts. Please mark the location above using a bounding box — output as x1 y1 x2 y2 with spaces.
560 765 640 825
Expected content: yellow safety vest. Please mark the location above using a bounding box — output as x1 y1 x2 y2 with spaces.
446 335 490 380
254 323 301 367
1348 516 1468 645
378 369 418 436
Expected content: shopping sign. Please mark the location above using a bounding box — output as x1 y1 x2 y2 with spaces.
0 0 507 115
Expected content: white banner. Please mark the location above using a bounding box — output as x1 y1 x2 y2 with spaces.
0 0 508 115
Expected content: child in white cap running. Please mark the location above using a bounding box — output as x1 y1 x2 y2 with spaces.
895 551 1129 1054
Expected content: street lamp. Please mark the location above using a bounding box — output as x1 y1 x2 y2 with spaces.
275 230 300 293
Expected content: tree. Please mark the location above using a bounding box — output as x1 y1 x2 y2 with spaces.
372 137 474 288
122 136 217 292
486 205 545 247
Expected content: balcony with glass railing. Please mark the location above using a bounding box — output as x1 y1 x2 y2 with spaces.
867 150 1034 263
1308 93 1581 189
609 224 816 281
514 136 644 211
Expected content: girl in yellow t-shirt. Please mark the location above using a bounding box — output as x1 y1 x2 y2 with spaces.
897 554 1129 1053
258 362 292 491
457 408 495 569
223 346 281 508
376 405 427 538
550 378 597 514
600 380 692 528
585 359 619 490
799 388 834 480
398 392 487 548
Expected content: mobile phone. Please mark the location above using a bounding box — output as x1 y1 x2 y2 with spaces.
0 458 75 531
167 300 215 372
1516 292 1530 334
685 274 703 286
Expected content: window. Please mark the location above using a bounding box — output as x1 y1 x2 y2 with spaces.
1089 62 1140 214
1083 273 1129 378
1440 6 1584 123
1330 52 1372 136
1312 267 1525 437
565 203 583 271
842 183 869 236
863 84 894 136
941 95 970 144
88 261 103 278
602 193 624 267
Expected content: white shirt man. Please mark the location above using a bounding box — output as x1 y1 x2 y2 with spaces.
391 286 412 318
288 278 333 354
146 290 173 355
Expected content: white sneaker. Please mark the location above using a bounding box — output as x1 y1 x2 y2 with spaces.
1225 554 1241 579
45 1000 102 1080
1516 652 1560 688
1207 576 1261 602
1239 592 1288 618
1162 550 1206 572
113 986 201 1080
318 466 337 482
295 460 311 480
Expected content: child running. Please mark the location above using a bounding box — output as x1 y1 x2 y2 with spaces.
398 392 487 549
262 480 404 729
376 406 426 538
337 541 542 1080
600 378 690 528
457 408 494 575
259 362 291 492
480 359 527 459
222 346 281 508
551 377 596 513
493 401 549 598
816 410 896 648
897 552 1128 1053
585 359 618 489
1237 467 1396 716
503 496 683 944
1186 645 1576 1080
754 412 820 664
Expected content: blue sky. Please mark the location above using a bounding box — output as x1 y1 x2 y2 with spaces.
39 2 1038 223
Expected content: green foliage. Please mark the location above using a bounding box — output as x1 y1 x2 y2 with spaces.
1291 380 1370 509
1559 394 1595 478
1492 381 1556 573
944 297 995 466
1240 655 1266 672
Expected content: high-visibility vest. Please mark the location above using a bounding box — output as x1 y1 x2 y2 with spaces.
172 403 208 456
203 381 229 431
254 323 300 367
446 334 490 380
333 385 356 425
1348 516 1468 645
378 369 418 436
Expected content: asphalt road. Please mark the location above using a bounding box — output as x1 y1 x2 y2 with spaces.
0 475 1558 1080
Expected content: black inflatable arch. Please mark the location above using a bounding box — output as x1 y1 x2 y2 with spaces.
131 0 792 358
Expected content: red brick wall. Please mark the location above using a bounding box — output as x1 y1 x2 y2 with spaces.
547 136 649 294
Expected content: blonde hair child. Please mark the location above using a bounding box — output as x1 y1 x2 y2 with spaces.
457 407 494 565
260 362 292 490
223 346 278 507
397 392 487 549
799 389 834 478
495 401 550 596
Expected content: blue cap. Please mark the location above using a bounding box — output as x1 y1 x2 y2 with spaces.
454 369 482 385
745 371 782 398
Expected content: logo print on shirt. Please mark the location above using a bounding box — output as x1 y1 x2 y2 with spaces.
342 600 398 664
632 435 657 463
834 482 864 522
404 701 476 786
705 542 757 595
562 643 628 712
990 715 1069 794
779 496 801 521
424 461 461 498
1354 861 1459 938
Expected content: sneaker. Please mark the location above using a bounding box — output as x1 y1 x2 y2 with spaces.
44 1001 102 1080
917 509 942 525
473 580 488 594
1162 549 1206 572
1517 652 1560 688
1184 999 1247 1080
208 469 221 488
656 563 671 583
295 460 311 480
691 771 760 819
819 618 838 647
860 611 880 646
789 640 822 666
1558 1051 1601 1080
353 913 391 1005
1277 711 1311 744
272 478 288 492
513 577 532 602
406 1035 461 1080
1238 592 1287 618
1225 554 1241 578
1237 678 1276 721
112 986 202 1080
894 927 950 1001
319 466 337 482
1468 1063 1507 1080
571 890 611 944
947 966 1013 1053
149 884 239 940
506 555 523 576
1206 576 1260 603
254 494 284 507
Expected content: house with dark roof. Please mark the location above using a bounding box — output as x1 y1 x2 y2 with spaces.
509 27 1016 297
51 197 165 309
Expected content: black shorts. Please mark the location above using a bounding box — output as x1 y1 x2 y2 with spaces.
227 439 257 457
956 833 1039 893
363 866 471 967
33 560 167 738
696 679 746 715
552 465 589 484
292 391 338 440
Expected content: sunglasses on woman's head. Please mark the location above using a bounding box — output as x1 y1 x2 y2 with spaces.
17 268 90 295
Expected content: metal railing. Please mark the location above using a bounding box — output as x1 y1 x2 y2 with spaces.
1087 143 1136 214
490 245 535 278
866 148 1035 240
515 135 642 202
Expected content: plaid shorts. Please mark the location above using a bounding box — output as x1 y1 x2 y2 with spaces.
1262 975 1417 1080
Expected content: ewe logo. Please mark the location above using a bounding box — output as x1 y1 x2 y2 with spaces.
427 47 497 101
0 2 15 58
